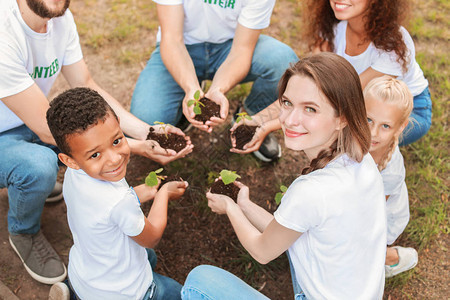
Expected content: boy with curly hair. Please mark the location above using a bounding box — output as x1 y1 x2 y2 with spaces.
46 87 186 300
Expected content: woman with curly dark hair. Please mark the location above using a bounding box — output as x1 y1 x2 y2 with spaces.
302 0 432 146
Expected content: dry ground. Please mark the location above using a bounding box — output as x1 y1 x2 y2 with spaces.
0 0 448 299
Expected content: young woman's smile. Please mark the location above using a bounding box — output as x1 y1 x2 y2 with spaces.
279 75 343 161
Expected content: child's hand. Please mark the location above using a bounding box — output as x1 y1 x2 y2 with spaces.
133 183 160 204
159 181 188 201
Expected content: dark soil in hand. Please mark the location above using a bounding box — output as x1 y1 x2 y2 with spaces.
210 180 240 202
147 127 187 152
232 125 258 150
194 97 221 124
157 175 184 191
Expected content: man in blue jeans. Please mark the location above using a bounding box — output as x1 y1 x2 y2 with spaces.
0 0 191 286
131 0 298 162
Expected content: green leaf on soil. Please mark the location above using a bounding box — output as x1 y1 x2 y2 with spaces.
187 100 195 107
194 90 200 100
193 106 202 115
220 169 241 185
145 172 158 187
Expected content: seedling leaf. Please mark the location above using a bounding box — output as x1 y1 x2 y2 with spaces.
220 169 241 185
187 100 195 107
145 168 164 187
145 172 158 187
275 192 283 205
193 106 202 115
194 90 200 100
280 185 288 193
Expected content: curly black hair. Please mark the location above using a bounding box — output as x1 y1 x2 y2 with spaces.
46 87 117 155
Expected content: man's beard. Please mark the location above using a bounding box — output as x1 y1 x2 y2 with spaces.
26 0 71 19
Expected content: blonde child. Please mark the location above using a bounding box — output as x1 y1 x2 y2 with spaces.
46 87 187 300
183 53 387 299
364 76 418 277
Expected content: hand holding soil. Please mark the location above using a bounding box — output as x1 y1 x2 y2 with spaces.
208 170 241 202
158 180 188 201
230 116 268 154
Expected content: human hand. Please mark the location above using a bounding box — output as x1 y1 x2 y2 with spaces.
230 121 269 154
150 124 194 154
206 182 238 215
232 181 252 208
137 138 191 165
182 90 210 132
159 180 188 201
204 87 229 129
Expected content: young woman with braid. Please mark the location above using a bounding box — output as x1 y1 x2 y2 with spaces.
364 76 418 278
181 53 387 300
303 0 432 146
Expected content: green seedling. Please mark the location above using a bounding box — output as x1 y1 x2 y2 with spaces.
235 111 252 124
145 168 164 187
274 185 288 205
219 169 241 185
153 121 170 139
187 90 205 115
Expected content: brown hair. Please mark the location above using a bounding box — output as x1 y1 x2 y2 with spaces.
363 76 413 171
302 0 410 72
278 52 371 175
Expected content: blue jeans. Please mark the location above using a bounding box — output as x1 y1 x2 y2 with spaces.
286 252 307 300
143 248 182 300
400 87 432 146
0 125 59 235
181 265 270 300
130 35 298 125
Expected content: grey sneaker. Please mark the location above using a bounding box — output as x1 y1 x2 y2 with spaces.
46 182 63 203
385 246 418 278
253 133 282 162
48 282 70 300
9 231 67 284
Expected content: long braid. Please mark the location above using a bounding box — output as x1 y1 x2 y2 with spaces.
377 138 398 171
302 141 339 175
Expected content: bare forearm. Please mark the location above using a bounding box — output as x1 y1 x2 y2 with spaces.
209 53 251 94
160 40 201 95
238 199 274 232
145 194 169 243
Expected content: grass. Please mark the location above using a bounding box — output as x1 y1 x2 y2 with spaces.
70 0 448 297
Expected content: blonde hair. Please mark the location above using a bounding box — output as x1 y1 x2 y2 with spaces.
363 76 413 171
279 53 371 175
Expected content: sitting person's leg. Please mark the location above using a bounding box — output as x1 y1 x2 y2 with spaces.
400 87 432 146
0 125 65 284
242 35 298 115
144 248 182 300
181 265 269 300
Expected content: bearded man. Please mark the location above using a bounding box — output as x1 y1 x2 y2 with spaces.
0 0 192 284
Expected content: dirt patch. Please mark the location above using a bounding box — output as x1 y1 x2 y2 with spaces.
210 180 240 202
147 127 187 153
193 98 221 124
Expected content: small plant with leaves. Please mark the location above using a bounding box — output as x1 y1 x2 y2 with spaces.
274 185 288 205
153 121 171 139
210 169 241 201
187 90 205 115
145 168 164 187
235 111 252 124
219 169 241 185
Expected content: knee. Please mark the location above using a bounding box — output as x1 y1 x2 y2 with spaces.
254 38 298 77
14 149 58 191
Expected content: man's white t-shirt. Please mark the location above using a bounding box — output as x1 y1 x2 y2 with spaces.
64 168 152 300
0 0 83 133
153 0 275 44
274 154 386 300
381 146 410 245
333 21 428 96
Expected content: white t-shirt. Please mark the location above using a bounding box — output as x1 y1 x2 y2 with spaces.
0 0 83 133
153 0 275 44
63 168 152 300
274 154 386 300
381 146 410 245
333 21 428 96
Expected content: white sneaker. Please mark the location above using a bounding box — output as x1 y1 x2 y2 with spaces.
385 246 418 278
48 282 70 300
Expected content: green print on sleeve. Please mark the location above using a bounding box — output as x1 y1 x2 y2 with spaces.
204 0 235 9
29 58 60 79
